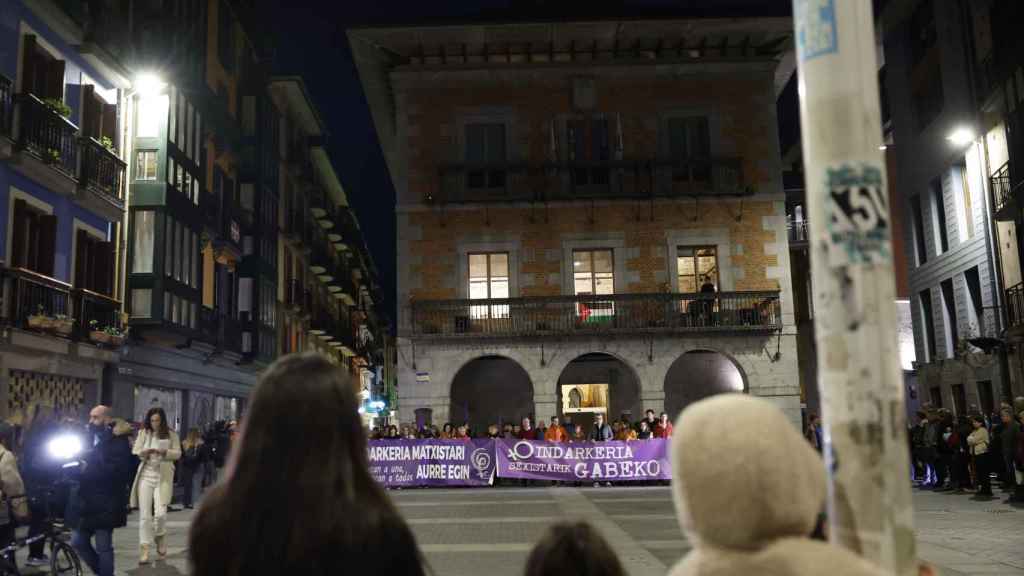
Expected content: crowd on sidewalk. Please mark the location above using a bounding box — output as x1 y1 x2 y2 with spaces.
907 400 1024 504
368 409 675 443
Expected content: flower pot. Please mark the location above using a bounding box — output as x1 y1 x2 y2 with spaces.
108 335 125 347
54 321 74 336
28 315 53 330
90 330 110 344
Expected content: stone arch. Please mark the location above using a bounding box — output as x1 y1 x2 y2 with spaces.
663 348 748 421
556 352 643 432
449 354 534 434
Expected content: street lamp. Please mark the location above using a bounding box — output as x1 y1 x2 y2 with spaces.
133 73 166 98
946 127 976 147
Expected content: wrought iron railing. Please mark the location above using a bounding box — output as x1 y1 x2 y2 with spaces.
435 157 744 204
408 291 781 338
0 267 72 330
74 288 122 339
14 94 79 178
198 307 242 353
79 137 126 202
788 218 809 246
991 162 1013 215
0 74 12 138
1006 282 1024 330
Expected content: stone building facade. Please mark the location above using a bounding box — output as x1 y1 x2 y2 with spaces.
352 18 803 430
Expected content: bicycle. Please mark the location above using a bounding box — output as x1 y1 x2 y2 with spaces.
0 483 82 576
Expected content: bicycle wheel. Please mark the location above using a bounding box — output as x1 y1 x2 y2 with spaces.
50 540 81 576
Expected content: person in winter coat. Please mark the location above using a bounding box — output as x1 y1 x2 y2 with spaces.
1000 409 1019 492
70 406 133 576
654 412 674 438
637 420 653 440
544 417 568 443
589 414 613 442
130 408 181 564
0 422 30 567
668 394 887 576
179 428 205 509
967 414 993 498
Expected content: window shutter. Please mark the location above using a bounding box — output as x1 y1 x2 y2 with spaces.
47 58 66 102
21 35 38 95
101 103 117 144
10 199 27 268
592 117 609 161
95 241 115 295
37 214 58 277
75 229 89 288
82 85 97 138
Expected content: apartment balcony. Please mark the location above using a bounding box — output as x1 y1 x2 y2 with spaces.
0 74 12 153
329 321 356 356
991 162 1018 221
200 191 243 263
0 267 72 331
787 218 809 249
284 208 312 251
73 288 123 339
78 136 126 220
285 279 311 316
407 290 781 339
1007 282 1024 332
12 93 80 190
434 157 744 204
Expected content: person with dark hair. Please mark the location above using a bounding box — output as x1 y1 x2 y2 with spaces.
967 413 993 499
180 427 205 509
637 420 653 440
1000 408 1019 492
70 405 134 576
524 521 624 576
441 423 455 439
189 352 426 576
654 412 674 438
130 407 181 564
805 414 823 452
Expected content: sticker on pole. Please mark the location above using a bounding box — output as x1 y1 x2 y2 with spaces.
824 163 890 268
795 0 838 62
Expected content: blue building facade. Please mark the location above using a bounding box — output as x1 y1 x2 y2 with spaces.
0 0 128 420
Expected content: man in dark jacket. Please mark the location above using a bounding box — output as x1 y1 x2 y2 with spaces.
590 413 613 442
70 405 133 576
1000 408 1019 491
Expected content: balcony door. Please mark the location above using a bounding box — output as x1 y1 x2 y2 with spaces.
573 249 614 323
468 252 509 320
567 116 610 188
10 199 56 277
20 35 64 101
464 123 506 191
74 229 114 295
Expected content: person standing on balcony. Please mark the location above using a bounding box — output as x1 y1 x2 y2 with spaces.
590 414 613 442
654 412 674 439
545 417 568 443
130 408 181 564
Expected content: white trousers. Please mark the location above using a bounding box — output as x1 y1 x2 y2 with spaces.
138 469 166 545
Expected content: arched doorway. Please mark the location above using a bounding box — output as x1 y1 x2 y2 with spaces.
557 353 641 433
664 350 746 420
449 355 534 434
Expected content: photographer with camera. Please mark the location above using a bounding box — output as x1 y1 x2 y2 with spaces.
69 405 133 576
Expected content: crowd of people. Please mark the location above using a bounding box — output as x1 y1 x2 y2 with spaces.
368 409 676 443
908 400 1024 504
0 399 240 575
0 351 989 576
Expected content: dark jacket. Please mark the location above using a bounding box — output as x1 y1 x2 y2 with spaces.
590 423 613 442
73 420 133 531
1002 420 1020 460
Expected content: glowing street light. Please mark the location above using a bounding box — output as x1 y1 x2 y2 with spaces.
134 73 166 98
946 127 975 147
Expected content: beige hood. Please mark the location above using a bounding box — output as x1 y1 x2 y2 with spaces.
668 394 887 576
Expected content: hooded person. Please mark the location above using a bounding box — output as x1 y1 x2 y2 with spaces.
668 394 886 576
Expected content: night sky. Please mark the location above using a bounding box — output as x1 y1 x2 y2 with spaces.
261 1 795 323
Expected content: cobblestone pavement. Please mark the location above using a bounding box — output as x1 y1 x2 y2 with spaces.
8 486 1022 575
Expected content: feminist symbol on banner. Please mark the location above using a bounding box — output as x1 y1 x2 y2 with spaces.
471 448 493 480
824 163 891 268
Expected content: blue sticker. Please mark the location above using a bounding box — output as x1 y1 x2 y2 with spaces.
795 0 838 62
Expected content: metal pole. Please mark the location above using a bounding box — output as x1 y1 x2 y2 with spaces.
791 2 916 575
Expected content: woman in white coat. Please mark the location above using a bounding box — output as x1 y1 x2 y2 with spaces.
131 407 180 564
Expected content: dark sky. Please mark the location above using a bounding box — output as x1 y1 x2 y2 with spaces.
261 1 794 323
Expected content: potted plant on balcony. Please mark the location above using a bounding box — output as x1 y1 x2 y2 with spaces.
88 320 110 344
104 325 126 347
28 305 54 330
42 98 71 118
99 136 116 154
53 314 75 336
43 148 61 165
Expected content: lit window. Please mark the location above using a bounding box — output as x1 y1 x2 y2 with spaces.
131 211 155 273
573 249 614 321
677 247 718 293
131 289 152 318
468 252 509 319
135 150 158 180
136 94 167 138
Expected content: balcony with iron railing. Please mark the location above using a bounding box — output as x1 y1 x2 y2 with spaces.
991 162 1018 220
787 218 809 248
0 267 72 331
14 93 79 179
79 136 126 210
198 307 243 354
74 288 123 337
1006 282 1024 331
407 291 781 339
434 157 745 204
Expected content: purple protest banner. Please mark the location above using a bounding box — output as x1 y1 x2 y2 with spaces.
368 439 495 487
496 439 671 482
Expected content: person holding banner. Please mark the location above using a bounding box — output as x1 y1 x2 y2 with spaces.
590 414 613 442
544 417 568 442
